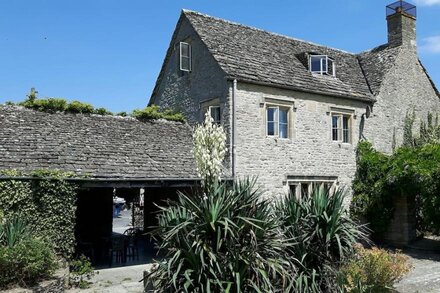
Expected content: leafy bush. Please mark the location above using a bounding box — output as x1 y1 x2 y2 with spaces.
20 98 68 113
65 100 94 114
352 141 440 235
338 246 411 292
94 107 113 115
116 111 127 117
69 255 96 289
0 170 78 257
132 105 185 122
0 217 57 289
276 187 369 292
148 179 295 292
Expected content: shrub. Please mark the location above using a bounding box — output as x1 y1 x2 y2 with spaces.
0 217 57 289
21 98 68 113
148 179 295 292
69 255 96 289
132 105 185 122
94 107 113 116
338 246 411 292
352 141 440 236
116 111 127 117
66 100 94 114
0 170 78 257
0 216 31 248
276 188 369 292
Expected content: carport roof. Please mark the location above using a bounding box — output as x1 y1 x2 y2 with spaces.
0 105 199 181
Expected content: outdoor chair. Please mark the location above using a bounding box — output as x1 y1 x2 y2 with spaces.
109 236 126 266
123 228 140 261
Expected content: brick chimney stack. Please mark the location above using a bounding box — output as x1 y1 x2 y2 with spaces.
387 1 417 50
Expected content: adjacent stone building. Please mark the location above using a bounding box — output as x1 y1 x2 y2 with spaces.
150 1 440 200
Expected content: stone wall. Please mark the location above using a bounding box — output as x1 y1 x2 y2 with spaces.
151 17 229 125
363 48 440 154
233 82 367 201
383 194 417 246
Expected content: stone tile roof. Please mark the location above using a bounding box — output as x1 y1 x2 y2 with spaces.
0 106 198 180
357 44 401 96
183 10 375 102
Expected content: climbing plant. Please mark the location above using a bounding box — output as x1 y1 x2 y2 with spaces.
351 141 440 236
0 170 78 258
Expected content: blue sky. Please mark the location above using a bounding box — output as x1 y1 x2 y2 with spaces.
1 0 439 113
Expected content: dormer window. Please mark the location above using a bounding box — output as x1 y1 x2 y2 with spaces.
309 55 335 76
179 42 191 72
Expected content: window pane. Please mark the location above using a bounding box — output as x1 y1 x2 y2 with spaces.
181 43 190 57
332 129 338 141
343 116 349 143
267 122 275 136
267 107 276 122
332 115 338 128
289 184 297 197
210 107 221 123
279 123 288 138
332 115 339 141
181 57 190 71
279 109 288 124
301 183 309 198
311 56 322 72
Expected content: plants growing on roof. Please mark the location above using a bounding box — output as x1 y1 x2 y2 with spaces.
132 104 185 122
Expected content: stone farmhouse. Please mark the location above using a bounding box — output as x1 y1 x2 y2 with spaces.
150 1 440 199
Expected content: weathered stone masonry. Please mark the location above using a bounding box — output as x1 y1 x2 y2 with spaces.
151 5 440 202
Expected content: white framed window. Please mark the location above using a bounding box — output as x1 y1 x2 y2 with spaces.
179 42 191 72
288 178 337 199
266 106 289 138
332 113 351 143
209 106 221 124
309 55 335 76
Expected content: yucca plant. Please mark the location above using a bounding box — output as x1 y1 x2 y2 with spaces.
0 216 31 248
148 178 296 292
276 187 369 292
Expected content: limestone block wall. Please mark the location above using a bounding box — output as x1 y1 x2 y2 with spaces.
363 49 440 154
233 82 367 202
151 18 229 125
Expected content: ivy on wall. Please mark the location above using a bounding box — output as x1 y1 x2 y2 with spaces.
0 170 78 258
351 141 440 236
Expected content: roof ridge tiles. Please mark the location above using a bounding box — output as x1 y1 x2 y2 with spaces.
182 9 355 55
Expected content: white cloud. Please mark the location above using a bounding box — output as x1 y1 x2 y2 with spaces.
420 36 440 53
414 0 440 6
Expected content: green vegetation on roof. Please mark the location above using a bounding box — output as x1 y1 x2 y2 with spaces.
4 88 185 123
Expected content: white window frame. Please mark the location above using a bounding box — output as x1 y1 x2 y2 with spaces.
288 179 337 199
209 106 221 124
309 55 336 76
266 105 289 139
179 42 191 72
331 112 352 144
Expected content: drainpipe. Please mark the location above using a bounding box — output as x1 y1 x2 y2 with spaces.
231 79 237 180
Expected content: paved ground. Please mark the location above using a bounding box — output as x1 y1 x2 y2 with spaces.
113 208 132 234
67 264 152 293
395 239 440 293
